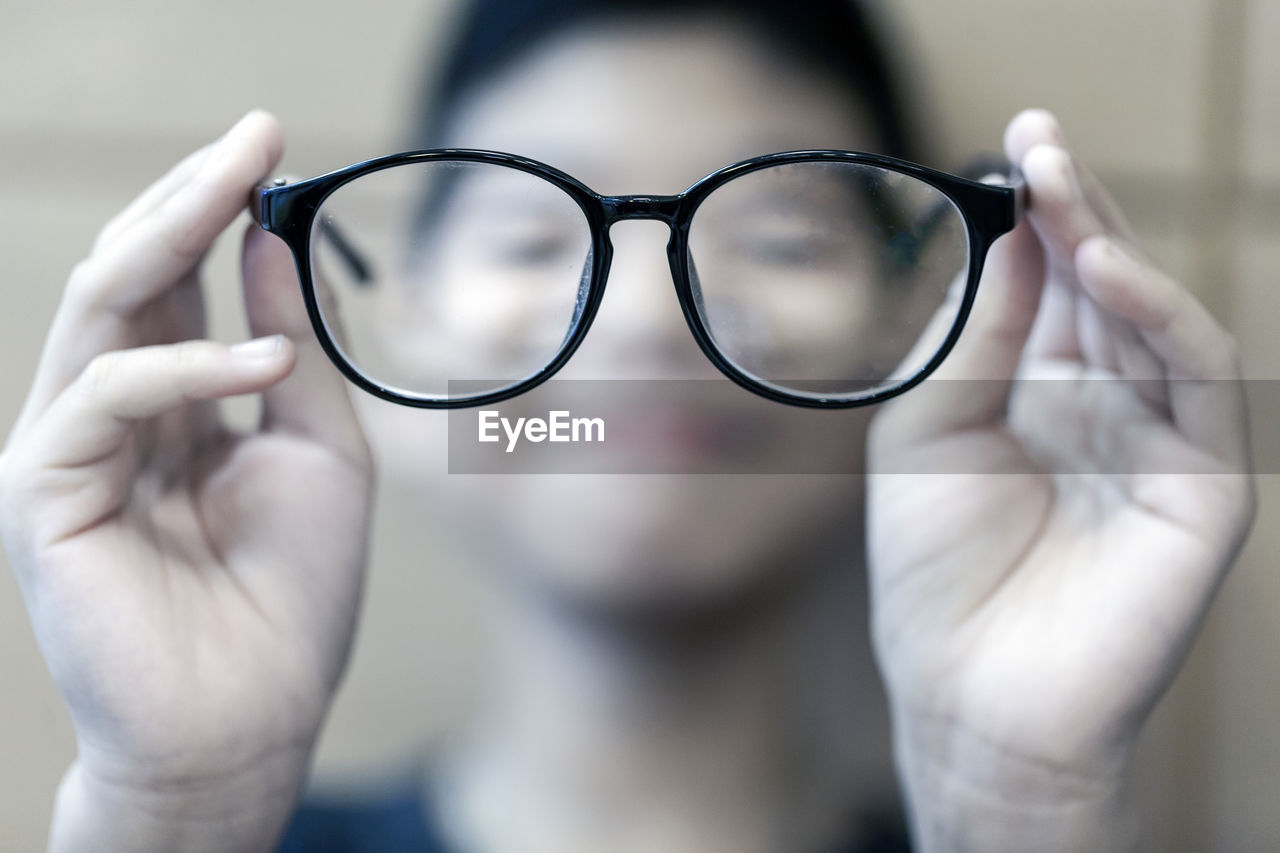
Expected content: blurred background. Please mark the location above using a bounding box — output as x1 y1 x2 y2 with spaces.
0 1 1275 849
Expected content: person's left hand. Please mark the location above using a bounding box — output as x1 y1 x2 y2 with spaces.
864 109 1256 852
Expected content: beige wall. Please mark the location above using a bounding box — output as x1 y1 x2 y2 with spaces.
1 1 1275 849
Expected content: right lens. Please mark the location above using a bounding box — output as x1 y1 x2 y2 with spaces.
687 160 970 400
309 160 594 401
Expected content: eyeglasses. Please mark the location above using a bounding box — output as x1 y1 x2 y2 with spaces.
253 150 1025 409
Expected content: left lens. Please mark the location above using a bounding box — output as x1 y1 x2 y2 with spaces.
309 159 593 402
687 160 970 400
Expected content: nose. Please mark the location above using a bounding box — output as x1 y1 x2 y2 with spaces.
561 219 716 381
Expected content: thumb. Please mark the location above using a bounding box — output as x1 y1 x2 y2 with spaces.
241 224 372 472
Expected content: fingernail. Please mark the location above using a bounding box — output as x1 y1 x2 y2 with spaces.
1043 112 1068 147
231 334 283 359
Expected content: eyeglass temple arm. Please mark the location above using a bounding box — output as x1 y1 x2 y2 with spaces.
253 180 375 285
316 217 374 283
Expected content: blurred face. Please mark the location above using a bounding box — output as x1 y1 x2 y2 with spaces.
358 16 886 612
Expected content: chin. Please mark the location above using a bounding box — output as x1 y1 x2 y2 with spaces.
486 473 863 639
414 460 864 635
525 545 815 644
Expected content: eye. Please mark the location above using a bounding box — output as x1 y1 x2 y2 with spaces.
491 232 577 266
731 229 848 268
745 236 817 266
458 216 584 269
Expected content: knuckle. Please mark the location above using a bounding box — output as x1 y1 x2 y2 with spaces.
153 179 220 263
81 351 122 395
164 216 212 263
170 339 211 372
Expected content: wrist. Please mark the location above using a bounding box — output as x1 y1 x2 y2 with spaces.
891 710 1140 853
50 747 313 853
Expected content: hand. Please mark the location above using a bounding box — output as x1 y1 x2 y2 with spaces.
865 109 1255 852
0 111 374 851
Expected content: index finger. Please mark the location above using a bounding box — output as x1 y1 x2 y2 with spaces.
15 110 284 433
77 109 285 316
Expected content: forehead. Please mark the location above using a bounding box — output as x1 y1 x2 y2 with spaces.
437 17 877 195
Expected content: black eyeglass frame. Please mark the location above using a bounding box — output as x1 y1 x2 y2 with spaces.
253 149 1026 409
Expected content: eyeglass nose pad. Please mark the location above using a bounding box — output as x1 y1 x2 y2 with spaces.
597 219 681 320
567 220 715 380
559 250 595 349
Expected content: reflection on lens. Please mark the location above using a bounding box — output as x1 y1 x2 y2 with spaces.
309 160 593 400
687 161 970 399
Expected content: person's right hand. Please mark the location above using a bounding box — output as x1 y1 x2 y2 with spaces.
0 110 375 851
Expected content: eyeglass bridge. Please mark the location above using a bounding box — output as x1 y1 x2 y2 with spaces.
600 194 682 224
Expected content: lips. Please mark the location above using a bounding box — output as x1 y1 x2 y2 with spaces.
586 402 778 470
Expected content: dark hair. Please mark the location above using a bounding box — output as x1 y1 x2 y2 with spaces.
415 0 923 162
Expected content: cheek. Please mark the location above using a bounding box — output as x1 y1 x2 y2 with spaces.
376 252 587 393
